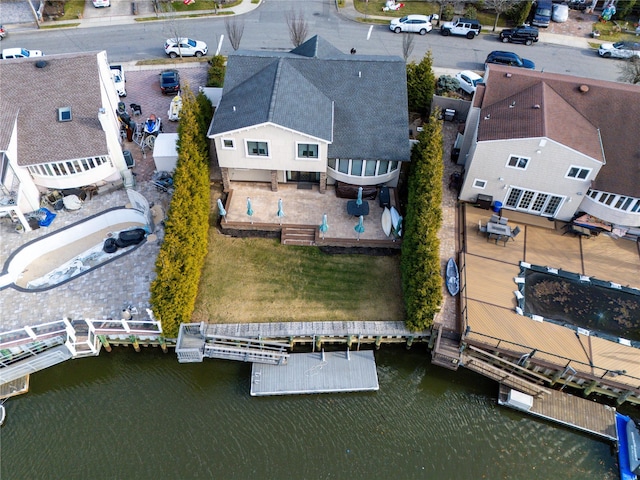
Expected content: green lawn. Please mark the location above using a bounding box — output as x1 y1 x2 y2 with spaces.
353 0 438 18
192 220 405 324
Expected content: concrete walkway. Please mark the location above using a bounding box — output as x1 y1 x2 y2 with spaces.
2 0 261 31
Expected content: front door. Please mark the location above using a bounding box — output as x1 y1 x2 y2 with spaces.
287 171 320 183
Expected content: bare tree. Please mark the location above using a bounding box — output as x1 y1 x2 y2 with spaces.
225 18 245 51
619 57 640 84
483 0 522 32
159 1 184 56
285 10 309 48
402 33 415 62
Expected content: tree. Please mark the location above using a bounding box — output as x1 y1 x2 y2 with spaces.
406 51 435 117
150 86 212 337
225 18 245 51
484 0 523 31
619 56 640 84
159 1 184 56
402 33 415 62
401 109 444 331
207 55 226 87
285 10 309 47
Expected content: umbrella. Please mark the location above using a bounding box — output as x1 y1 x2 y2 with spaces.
276 198 284 225
247 197 254 223
395 215 403 237
354 215 365 241
217 198 227 223
319 213 328 240
356 186 363 206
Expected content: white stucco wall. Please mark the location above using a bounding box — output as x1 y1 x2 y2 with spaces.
214 123 329 173
460 137 602 219
579 196 640 228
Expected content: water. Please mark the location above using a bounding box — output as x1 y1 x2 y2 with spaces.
0 346 617 479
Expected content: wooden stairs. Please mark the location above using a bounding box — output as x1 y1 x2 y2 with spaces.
281 226 316 246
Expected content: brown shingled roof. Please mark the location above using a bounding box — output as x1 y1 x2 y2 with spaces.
478 64 640 198
0 52 109 166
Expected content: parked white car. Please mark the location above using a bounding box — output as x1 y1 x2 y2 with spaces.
164 38 208 58
1 47 43 59
389 15 433 35
455 70 483 94
598 41 640 59
92 0 111 7
110 64 126 97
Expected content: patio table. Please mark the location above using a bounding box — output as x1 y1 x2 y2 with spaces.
486 221 511 245
347 200 369 216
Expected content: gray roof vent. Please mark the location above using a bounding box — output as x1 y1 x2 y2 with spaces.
579 84 589 93
35 60 48 69
57 107 72 122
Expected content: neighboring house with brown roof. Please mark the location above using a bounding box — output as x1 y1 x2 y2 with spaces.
0 51 128 231
458 64 640 232
208 36 410 193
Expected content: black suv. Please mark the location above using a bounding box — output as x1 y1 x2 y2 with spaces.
160 69 180 95
485 51 535 70
499 26 539 46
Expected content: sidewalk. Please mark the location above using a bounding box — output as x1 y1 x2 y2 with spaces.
4 0 261 32
336 0 591 49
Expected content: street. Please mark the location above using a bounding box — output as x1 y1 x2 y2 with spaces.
0 0 621 82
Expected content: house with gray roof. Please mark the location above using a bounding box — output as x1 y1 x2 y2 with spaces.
0 51 129 231
457 64 640 235
208 36 410 193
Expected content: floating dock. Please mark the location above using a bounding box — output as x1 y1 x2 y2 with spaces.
250 350 379 396
498 384 617 441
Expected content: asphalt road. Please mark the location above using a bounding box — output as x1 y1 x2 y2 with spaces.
1 0 621 82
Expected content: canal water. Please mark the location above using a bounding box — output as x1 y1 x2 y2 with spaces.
0 345 618 479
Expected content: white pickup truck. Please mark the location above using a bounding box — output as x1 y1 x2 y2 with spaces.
110 64 126 97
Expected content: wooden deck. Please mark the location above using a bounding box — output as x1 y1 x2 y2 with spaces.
498 384 617 441
462 204 640 396
250 350 379 396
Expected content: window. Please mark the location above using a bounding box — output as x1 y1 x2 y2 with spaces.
505 187 564 217
222 138 235 149
390 161 398 172
507 155 529 170
351 160 363 176
378 161 389 175
473 179 487 189
328 159 336 169
338 159 349 174
364 160 376 176
297 143 318 159
566 166 591 180
246 141 269 157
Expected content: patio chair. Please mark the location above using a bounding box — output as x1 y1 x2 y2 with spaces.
499 217 508 225
510 226 521 241
477 220 487 235
490 214 500 224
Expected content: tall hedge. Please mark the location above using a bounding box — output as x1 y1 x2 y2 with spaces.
150 87 212 337
401 109 444 331
406 51 435 117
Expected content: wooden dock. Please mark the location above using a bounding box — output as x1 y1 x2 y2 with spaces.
250 350 379 396
498 384 617 441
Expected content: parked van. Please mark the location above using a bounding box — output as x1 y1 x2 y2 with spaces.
531 0 553 27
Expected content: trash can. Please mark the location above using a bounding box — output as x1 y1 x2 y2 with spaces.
379 186 391 208
123 150 135 169
492 201 503 213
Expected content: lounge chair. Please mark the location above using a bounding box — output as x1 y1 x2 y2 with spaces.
510 225 521 241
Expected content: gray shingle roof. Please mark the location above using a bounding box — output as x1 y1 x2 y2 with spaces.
0 52 109 166
479 64 640 198
210 36 410 162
